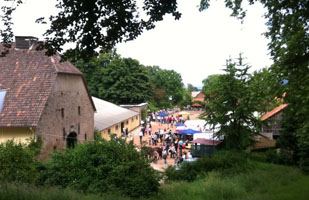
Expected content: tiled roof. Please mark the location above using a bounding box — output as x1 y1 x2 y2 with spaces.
0 43 89 127
261 104 288 121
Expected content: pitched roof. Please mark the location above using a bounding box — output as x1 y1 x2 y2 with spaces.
261 104 288 121
0 43 94 127
191 91 200 98
92 97 139 131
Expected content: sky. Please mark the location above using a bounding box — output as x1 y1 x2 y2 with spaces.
6 0 273 87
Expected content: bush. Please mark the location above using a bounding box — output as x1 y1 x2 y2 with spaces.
42 138 159 198
0 140 40 183
265 149 295 165
165 150 250 182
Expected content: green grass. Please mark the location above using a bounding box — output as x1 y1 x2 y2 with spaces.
1 162 309 200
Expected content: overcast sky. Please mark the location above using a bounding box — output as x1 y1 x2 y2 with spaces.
7 0 273 87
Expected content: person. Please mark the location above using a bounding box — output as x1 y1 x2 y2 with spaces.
187 151 192 159
139 130 143 144
148 124 152 135
154 150 158 163
148 134 152 145
162 150 167 164
178 139 183 156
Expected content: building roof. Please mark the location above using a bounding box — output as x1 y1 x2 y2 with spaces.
92 97 139 131
0 42 95 127
261 104 288 121
191 91 200 98
190 138 222 146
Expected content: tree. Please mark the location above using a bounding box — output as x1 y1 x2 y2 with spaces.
1 0 181 60
200 0 309 172
248 68 280 114
201 55 261 149
76 53 152 104
146 66 185 108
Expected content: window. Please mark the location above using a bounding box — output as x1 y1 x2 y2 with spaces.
115 125 118 130
78 106 81 115
0 90 7 115
136 116 138 120
126 120 128 125
108 129 111 134
78 123 80 134
132 118 134 122
61 108 64 118
85 133 87 141
53 146 57 151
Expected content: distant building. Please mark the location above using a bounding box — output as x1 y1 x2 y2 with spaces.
120 103 148 116
0 36 95 159
261 104 288 139
93 97 140 140
192 91 205 102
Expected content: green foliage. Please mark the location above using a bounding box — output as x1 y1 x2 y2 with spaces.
146 66 185 108
1 0 181 61
0 140 40 183
201 55 261 149
165 150 250 182
0 182 129 200
43 138 159 198
76 52 153 104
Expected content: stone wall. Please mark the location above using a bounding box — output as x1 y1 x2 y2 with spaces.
37 74 94 159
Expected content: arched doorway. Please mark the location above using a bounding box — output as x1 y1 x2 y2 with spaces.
66 132 77 149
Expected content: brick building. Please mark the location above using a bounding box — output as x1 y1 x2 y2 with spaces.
0 36 95 159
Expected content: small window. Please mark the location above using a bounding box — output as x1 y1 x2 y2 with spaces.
108 129 111 134
78 106 81 115
78 123 80 134
53 145 57 151
85 133 87 141
132 118 134 122
126 120 128 125
61 108 64 118
115 125 118 130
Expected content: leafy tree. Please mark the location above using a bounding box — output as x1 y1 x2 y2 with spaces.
200 0 309 172
1 0 181 60
248 68 280 114
77 53 152 104
147 66 185 108
201 55 261 149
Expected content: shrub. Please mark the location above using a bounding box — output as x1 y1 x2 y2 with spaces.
42 138 159 198
0 140 40 183
165 150 250 182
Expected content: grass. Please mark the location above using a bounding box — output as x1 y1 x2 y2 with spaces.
1 162 309 200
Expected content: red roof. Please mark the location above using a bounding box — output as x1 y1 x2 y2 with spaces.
0 43 95 127
261 104 288 121
190 138 222 146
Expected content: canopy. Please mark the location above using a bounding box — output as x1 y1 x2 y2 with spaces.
157 112 168 117
178 129 202 135
192 103 201 107
178 111 191 115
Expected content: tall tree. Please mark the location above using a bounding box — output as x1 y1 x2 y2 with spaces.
200 0 309 172
1 0 181 60
201 55 261 149
147 66 185 108
76 53 152 104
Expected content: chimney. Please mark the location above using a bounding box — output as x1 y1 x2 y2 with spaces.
15 36 38 49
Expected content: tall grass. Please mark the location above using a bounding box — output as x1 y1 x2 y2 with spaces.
1 162 308 200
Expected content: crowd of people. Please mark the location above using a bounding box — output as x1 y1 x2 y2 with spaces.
138 110 194 166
